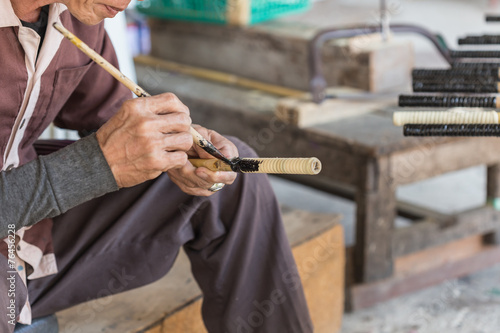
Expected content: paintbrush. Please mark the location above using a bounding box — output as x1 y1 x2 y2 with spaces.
189 157 322 175
53 22 233 166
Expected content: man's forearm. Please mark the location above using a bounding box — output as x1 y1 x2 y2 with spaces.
0 134 118 238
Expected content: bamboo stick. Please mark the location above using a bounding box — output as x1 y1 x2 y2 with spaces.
189 158 322 175
393 110 500 126
133 55 306 98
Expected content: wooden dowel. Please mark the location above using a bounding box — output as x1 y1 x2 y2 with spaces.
53 22 231 163
189 158 322 175
393 110 500 126
133 55 306 98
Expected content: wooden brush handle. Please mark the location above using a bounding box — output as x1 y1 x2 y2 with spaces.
393 110 499 126
189 158 322 175
189 159 233 171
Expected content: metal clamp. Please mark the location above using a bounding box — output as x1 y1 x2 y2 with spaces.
309 24 454 103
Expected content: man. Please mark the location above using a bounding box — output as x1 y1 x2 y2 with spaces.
0 0 314 332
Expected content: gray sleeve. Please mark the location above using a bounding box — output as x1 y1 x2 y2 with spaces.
0 133 119 238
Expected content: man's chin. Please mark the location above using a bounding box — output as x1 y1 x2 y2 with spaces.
71 13 106 26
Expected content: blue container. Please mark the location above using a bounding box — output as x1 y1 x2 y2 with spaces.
136 0 311 25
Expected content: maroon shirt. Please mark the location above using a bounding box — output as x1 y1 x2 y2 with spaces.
0 2 131 323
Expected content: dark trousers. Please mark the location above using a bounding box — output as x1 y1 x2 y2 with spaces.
1 138 313 333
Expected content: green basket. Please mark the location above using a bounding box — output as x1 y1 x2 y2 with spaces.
136 0 311 26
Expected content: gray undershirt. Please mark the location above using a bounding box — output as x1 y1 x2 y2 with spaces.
0 134 119 239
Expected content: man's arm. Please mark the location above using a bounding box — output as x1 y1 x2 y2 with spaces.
0 134 117 239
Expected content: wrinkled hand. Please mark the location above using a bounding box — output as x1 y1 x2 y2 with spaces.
167 125 238 196
96 93 192 188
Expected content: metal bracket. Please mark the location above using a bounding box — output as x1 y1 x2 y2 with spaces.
309 24 454 103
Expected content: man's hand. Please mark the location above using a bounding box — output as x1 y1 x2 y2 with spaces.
96 93 192 188
167 125 238 196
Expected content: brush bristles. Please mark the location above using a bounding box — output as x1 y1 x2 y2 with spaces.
404 124 500 136
398 95 497 108
413 82 498 93
458 35 500 45
412 68 498 78
393 110 499 126
450 50 500 58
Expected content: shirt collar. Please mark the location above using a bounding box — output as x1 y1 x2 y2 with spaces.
0 1 67 28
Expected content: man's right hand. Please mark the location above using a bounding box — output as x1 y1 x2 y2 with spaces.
96 93 193 188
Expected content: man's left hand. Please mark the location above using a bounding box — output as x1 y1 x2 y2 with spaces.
167 125 238 196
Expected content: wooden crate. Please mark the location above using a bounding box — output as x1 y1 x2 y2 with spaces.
147 20 413 93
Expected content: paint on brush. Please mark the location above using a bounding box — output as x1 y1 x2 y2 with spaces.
196 138 234 166
230 158 262 173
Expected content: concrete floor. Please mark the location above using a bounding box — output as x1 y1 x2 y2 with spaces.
268 0 500 332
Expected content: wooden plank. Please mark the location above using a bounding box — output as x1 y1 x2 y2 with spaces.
394 235 484 277
275 96 391 127
134 55 306 98
148 20 412 92
391 137 500 186
148 20 316 90
227 0 250 26
293 224 345 333
392 206 500 257
395 200 454 222
350 242 500 310
354 156 396 283
57 250 202 333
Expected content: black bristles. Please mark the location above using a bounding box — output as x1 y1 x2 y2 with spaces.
230 158 261 173
450 50 500 59
486 15 500 22
413 81 498 93
459 35 500 45
412 68 498 79
398 95 497 108
404 124 500 136
452 62 500 69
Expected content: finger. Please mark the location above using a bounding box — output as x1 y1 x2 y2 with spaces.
157 112 192 134
145 93 190 116
163 132 193 152
195 168 237 186
160 151 188 171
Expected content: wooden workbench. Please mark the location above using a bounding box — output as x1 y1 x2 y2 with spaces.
136 62 500 311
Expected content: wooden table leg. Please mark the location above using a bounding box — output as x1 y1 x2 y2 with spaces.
354 156 396 283
485 164 500 245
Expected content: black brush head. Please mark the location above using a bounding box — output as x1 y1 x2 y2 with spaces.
404 124 500 136
398 95 497 108
230 158 262 173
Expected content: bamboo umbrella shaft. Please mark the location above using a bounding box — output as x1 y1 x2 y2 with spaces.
189 158 322 175
393 110 500 126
